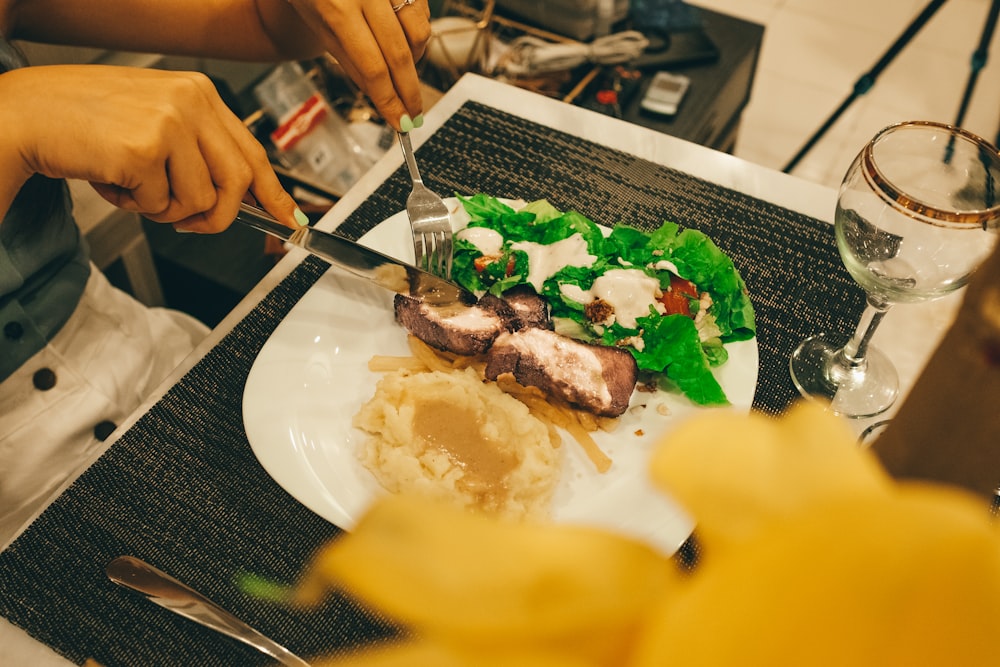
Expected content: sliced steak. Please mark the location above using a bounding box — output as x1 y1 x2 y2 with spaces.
475 293 519 327
484 327 638 417
473 287 551 331
501 284 552 330
394 294 512 356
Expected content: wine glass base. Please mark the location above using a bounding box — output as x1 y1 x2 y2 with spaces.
789 333 899 419
858 420 892 448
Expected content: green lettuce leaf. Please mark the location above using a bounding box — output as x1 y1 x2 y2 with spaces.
456 192 516 222
669 229 756 341
633 313 729 406
451 193 754 406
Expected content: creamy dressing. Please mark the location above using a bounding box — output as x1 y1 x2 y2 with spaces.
457 226 505 256
560 268 666 329
650 259 680 275
511 234 596 292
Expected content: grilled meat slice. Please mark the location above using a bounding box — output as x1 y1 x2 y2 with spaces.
394 294 513 356
500 284 552 330
484 327 638 417
474 293 519 327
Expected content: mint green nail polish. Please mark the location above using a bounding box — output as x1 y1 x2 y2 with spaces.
413 114 424 129
174 226 193 234
294 207 309 226
400 114 414 133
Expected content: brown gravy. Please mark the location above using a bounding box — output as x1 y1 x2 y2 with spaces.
411 398 519 511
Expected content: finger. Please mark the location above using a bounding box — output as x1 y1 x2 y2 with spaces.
172 128 253 233
388 1 432 115
90 182 141 211
206 88 301 229
325 3 420 129
395 0 432 60
330 25 411 130
107 154 173 215
174 81 298 233
138 102 240 227
283 0 406 129
149 134 219 222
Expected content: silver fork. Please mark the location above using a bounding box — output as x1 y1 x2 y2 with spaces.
397 131 453 278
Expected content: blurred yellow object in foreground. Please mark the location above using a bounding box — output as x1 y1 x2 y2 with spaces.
298 493 677 666
298 403 1000 666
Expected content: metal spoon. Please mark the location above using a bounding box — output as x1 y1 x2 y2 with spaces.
106 555 310 667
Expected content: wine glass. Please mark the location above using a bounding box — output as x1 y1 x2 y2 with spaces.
790 120 1000 418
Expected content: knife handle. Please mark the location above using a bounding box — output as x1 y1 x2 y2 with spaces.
235 202 295 242
106 556 311 667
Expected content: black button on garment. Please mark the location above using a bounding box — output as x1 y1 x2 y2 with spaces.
3 321 23 341
32 367 57 391
93 420 117 441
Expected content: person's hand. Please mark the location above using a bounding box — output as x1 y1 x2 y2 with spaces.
284 0 431 130
0 64 301 232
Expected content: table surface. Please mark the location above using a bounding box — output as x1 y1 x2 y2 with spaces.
0 73 961 666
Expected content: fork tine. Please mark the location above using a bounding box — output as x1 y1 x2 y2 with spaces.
420 231 444 278
398 130 453 279
415 233 432 274
437 230 453 279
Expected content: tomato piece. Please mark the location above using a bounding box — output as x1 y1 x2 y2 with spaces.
473 253 517 277
671 276 699 299
659 291 691 317
658 275 698 317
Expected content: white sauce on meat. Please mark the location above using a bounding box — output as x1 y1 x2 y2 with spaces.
511 234 596 292
457 226 505 256
560 269 666 329
428 304 499 333
500 328 612 409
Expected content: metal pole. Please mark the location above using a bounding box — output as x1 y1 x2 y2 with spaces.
954 0 999 130
782 0 948 173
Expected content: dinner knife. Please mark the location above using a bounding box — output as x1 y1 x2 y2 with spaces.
234 202 474 307
106 556 311 667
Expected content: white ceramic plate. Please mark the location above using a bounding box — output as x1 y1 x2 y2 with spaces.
243 199 758 555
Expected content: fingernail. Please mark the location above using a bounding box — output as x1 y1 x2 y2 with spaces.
400 114 414 133
293 207 309 226
174 226 194 234
413 114 424 129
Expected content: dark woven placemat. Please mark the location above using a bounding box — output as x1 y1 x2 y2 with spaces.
0 102 864 666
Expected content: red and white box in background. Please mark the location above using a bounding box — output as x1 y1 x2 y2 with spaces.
255 62 374 193
271 92 338 178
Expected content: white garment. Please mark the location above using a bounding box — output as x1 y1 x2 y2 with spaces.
0 265 208 544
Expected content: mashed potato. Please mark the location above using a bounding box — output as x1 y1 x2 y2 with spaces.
353 368 561 519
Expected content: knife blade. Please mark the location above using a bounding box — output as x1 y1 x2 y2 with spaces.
106 556 311 667
234 202 474 307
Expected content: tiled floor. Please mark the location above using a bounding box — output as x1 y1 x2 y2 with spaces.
694 0 1000 190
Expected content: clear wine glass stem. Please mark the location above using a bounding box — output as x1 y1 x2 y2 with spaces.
789 293 899 419
838 295 891 367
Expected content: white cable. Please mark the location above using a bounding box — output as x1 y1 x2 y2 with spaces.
501 30 650 77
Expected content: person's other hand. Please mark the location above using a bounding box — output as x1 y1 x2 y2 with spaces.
2 64 300 232
285 0 431 130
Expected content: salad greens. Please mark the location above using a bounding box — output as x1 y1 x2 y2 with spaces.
452 193 756 406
